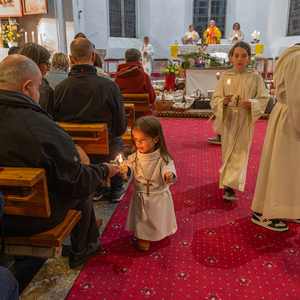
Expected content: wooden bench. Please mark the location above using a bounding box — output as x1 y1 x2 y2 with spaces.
122 94 150 112
124 103 135 126
56 122 109 155
0 167 82 258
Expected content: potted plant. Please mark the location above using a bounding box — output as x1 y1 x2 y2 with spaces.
161 60 180 91
1 20 24 48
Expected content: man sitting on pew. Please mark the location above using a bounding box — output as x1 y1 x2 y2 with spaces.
0 54 119 269
115 48 156 118
54 38 127 202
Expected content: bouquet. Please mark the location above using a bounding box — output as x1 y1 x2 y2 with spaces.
1 20 24 43
161 60 180 76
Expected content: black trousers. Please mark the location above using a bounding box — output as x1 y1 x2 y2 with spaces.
4 193 99 253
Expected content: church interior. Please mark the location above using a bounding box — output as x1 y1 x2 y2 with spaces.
0 0 300 299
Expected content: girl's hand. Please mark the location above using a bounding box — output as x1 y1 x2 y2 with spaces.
242 100 251 109
223 94 233 105
164 172 174 183
119 165 128 175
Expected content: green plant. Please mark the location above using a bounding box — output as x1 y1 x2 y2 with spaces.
161 60 180 76
1 20 24 43
181 59 190 69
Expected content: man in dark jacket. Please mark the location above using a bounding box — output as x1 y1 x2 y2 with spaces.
54 38 127 202
0 54 119 269
115 48 156 118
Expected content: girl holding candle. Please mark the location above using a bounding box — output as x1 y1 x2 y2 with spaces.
210 42 269 201
119 116 177 251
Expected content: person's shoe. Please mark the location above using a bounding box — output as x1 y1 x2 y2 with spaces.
93 186 111 202
137 239 151 251
223 187 238 201
110 187 126 202
251 212 289 232
207 135 221 145
69 240 102 269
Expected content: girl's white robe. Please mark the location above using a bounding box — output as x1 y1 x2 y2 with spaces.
125 149 177 241
210 68 269 192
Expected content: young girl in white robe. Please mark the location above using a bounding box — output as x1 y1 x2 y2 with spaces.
119 116 177 251
210 42 269 201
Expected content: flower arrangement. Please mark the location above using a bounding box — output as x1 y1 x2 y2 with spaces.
1 20 24 44
161 60 180 76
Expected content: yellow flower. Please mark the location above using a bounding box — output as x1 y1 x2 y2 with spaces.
171 69 174 73
176 65 180 68
165 69 169 73
12 26 17 30
2 26 5 29
6 31 9 33
5 38 8 41
2 31 4 34
175 71 179 75
162 63 166 66
17 34 20 37
170 59 173 62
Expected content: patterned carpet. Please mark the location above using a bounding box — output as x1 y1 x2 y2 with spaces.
67 119 300 300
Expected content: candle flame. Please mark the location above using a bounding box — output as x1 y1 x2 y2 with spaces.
119 154 123 163
227 79 231 84
216 72 220 75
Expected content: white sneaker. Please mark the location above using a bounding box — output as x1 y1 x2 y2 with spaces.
251 212 289 232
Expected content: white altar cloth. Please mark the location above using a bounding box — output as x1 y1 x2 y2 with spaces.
0 48 9 62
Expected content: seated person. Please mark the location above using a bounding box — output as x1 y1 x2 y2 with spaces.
44 52 69 89
54 38 127 202
115 48 156 118
0 54 119 269
94 52 110 79
203 20 221 44
181 25 200 45
8 46 20 55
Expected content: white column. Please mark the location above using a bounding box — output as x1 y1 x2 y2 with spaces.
54 0 67 54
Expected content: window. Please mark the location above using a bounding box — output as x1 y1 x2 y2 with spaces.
287 0 300 36
193 0 227 38
109 0 136 38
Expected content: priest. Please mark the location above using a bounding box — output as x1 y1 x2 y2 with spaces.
203 20 221 44
181 25 200 45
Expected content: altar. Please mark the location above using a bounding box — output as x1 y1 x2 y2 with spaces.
177 44 257 56
186 67 229 96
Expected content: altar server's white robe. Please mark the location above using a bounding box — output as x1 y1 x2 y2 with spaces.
228 30 245 44
252 45 300 219
140 43 154 76
125 149 177 241
210 68 269 192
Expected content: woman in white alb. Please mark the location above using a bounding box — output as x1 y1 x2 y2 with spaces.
228 22 245 44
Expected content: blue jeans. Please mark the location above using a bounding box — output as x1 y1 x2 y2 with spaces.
0 267 19 300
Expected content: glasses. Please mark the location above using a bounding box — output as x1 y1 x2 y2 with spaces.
41 61 51 68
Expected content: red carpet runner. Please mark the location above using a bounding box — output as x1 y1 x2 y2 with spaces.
67 119 300 300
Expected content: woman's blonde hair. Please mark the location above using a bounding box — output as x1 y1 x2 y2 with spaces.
131 116 173 164
51 52 69 73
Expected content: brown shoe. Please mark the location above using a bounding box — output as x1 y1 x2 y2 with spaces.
137 239 151 251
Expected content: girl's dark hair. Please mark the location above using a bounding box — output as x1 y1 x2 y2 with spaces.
233 22 240 30
94 52 102 68
131 116 173 164
19 42 50 66
230 41 251 57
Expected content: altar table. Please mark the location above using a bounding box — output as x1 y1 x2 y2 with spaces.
186 67 229 96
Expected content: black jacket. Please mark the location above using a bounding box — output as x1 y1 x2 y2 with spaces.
0 89 109 201
39 77 54 117
54 64 127 156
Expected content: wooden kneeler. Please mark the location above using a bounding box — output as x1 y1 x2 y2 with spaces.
0 167 82 258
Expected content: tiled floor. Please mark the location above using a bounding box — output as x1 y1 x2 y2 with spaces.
6 179 132 299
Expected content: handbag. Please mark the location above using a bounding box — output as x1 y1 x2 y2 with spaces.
192 94 211 109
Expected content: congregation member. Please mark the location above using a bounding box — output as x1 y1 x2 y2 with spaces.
0 54 119 269
139 36 154 76
44 52 69 89
203 20 221 44
54 38 127 202
228 22 245 44
119 116 177 251
19 43 54 117
181 25 200 45
251 44 300 232
210 42 269 201
94 51 110 79
8 46 19 55
115 48 156 118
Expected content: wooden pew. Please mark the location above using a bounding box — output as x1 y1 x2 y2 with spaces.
122 94 149 112
124 103 135 126
0 167 82 258
56 122 109 155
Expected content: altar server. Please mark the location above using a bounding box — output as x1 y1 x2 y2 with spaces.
228 22 245 44
181 25 200 45
140 36 154 76
210 42 269 201
119 116 177 251
251 44 300 232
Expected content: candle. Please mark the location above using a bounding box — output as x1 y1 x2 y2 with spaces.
253 30 257 40
216 72 220 80
31 31 35 43
40 33 43 46
257 31 260 41
251 33 254 42
226 79 231 95
24 31 27 43
118 154 127 179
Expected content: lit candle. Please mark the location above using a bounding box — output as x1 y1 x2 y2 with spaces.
253 30 257 40
40 33 43 46
31 31 35 43
118 154 127 179
251 33 254 42
257 31 260 41
207 29 209 35
226 79 231 95
24 31 27 43
216 72 220 80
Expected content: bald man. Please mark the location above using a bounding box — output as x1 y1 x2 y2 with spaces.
54 38 127 202
0 54 119 268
